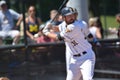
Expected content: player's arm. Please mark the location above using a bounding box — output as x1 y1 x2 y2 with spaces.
52 26 60 32
42 24 63 41
82 21 101 46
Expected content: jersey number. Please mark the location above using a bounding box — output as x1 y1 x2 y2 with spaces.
71 40 78 46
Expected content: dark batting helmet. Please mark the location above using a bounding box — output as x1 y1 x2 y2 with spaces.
61 7 75 16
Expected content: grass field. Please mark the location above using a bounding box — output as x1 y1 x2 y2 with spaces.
100 15 119 30
100 15 119 39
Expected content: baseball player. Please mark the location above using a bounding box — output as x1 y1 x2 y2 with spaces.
43 7 96 80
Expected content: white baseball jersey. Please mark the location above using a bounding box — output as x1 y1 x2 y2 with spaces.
58 20 92 56
58 20 95 80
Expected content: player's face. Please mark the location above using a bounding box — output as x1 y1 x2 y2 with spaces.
64 14 75 24
74 13 78 20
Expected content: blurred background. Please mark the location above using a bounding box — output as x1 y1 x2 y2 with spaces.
0 0 120 80
6 0 120 38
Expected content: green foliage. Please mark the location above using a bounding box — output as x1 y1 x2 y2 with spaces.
39 0 64 21
100 15 119 29
99 0 118 15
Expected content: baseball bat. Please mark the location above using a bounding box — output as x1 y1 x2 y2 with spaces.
50 0 69 23
42 0 69 32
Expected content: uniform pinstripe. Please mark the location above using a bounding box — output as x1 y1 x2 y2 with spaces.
59 20 96 80
43 7 96 80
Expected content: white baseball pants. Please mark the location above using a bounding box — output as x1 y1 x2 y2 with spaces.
66 48 96 80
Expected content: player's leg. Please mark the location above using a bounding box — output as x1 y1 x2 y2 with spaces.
80 59 95 80
66 52 71 74
80 57 95 80
66 63 82 80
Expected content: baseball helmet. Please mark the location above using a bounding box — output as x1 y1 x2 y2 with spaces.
73 8 78 14
61 7 75 16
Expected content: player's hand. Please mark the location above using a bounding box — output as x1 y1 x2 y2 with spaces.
42 23 52 36
66 24 74 32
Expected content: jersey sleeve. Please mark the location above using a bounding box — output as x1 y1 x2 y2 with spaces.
58 22 62 32
58 21 66 32
82 21 91 37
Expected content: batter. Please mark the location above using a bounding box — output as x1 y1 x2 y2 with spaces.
43 7 96 80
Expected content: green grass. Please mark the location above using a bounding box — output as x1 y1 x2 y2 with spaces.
100 15 119 30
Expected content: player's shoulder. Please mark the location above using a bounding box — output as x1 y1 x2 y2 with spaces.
74 20 87 27
75 20 87 25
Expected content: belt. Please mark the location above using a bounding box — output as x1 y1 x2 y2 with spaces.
73 51 87 57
